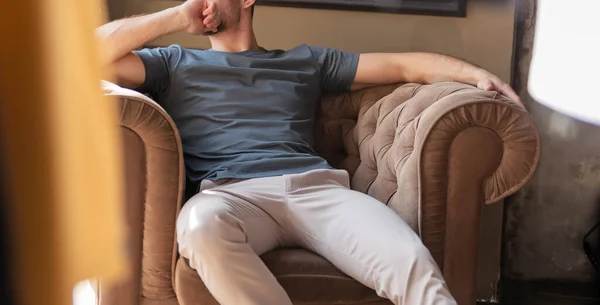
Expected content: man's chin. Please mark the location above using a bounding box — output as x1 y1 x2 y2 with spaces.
202 24 225 36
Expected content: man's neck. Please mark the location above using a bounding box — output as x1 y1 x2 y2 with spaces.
208 16 259 53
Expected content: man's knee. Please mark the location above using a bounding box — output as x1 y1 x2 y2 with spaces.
176 194 238 252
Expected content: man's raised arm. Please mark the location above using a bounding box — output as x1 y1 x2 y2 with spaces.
96 0 220 89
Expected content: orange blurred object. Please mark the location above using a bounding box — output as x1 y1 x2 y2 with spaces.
0 1 126 305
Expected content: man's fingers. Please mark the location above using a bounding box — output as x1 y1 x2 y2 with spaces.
203 15 215 25
504 88 525 107
477 79 494 91
203 2 215 16
202 2 220 29
205 18 220 29
502 85 518 100
477 79 525 108
504 89 519 101
496 83 525 107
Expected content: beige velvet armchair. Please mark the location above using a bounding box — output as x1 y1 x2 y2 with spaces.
100 81 540 305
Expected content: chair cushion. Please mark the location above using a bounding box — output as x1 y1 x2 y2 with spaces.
174 248 392 305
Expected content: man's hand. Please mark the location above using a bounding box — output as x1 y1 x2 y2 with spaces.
179 0 221 35
476 76 524 107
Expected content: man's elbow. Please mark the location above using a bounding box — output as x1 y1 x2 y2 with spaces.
109 53 145 89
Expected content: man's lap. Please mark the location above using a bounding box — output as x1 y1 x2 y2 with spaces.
176 168 452 304
178 168 425 258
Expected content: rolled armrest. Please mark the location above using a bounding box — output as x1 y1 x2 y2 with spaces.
101 81 185 305
344 82 539 229
317 82 540 305
353 82 539 304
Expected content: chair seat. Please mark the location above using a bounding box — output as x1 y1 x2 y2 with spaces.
174 248 392 305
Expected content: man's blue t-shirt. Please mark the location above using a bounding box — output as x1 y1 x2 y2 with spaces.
134 44 359 186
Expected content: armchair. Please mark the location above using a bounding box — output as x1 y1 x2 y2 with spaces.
100 81 540 305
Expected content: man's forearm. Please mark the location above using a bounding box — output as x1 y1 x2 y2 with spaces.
395 53 489 85
396 53 524 104
353 52 522 104
354 53 492 88
96 7 187 64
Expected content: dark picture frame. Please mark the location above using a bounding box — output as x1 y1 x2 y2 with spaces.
256 0 467 17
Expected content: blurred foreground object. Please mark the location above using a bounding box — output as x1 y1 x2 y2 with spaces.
0 1 126 305
529 0 600 123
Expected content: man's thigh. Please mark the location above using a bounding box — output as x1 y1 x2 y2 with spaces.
284 170 432 284
176 178 298 305
177 186 288 257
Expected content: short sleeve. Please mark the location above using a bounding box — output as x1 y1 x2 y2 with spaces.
133 45 180 97
308 46 359 92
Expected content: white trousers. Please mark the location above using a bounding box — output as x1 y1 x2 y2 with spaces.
176 169 456 305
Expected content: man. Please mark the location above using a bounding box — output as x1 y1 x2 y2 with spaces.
97 1 520 304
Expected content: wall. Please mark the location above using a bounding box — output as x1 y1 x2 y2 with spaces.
108 0 517 300
109 0 516 81
504 0 600 282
